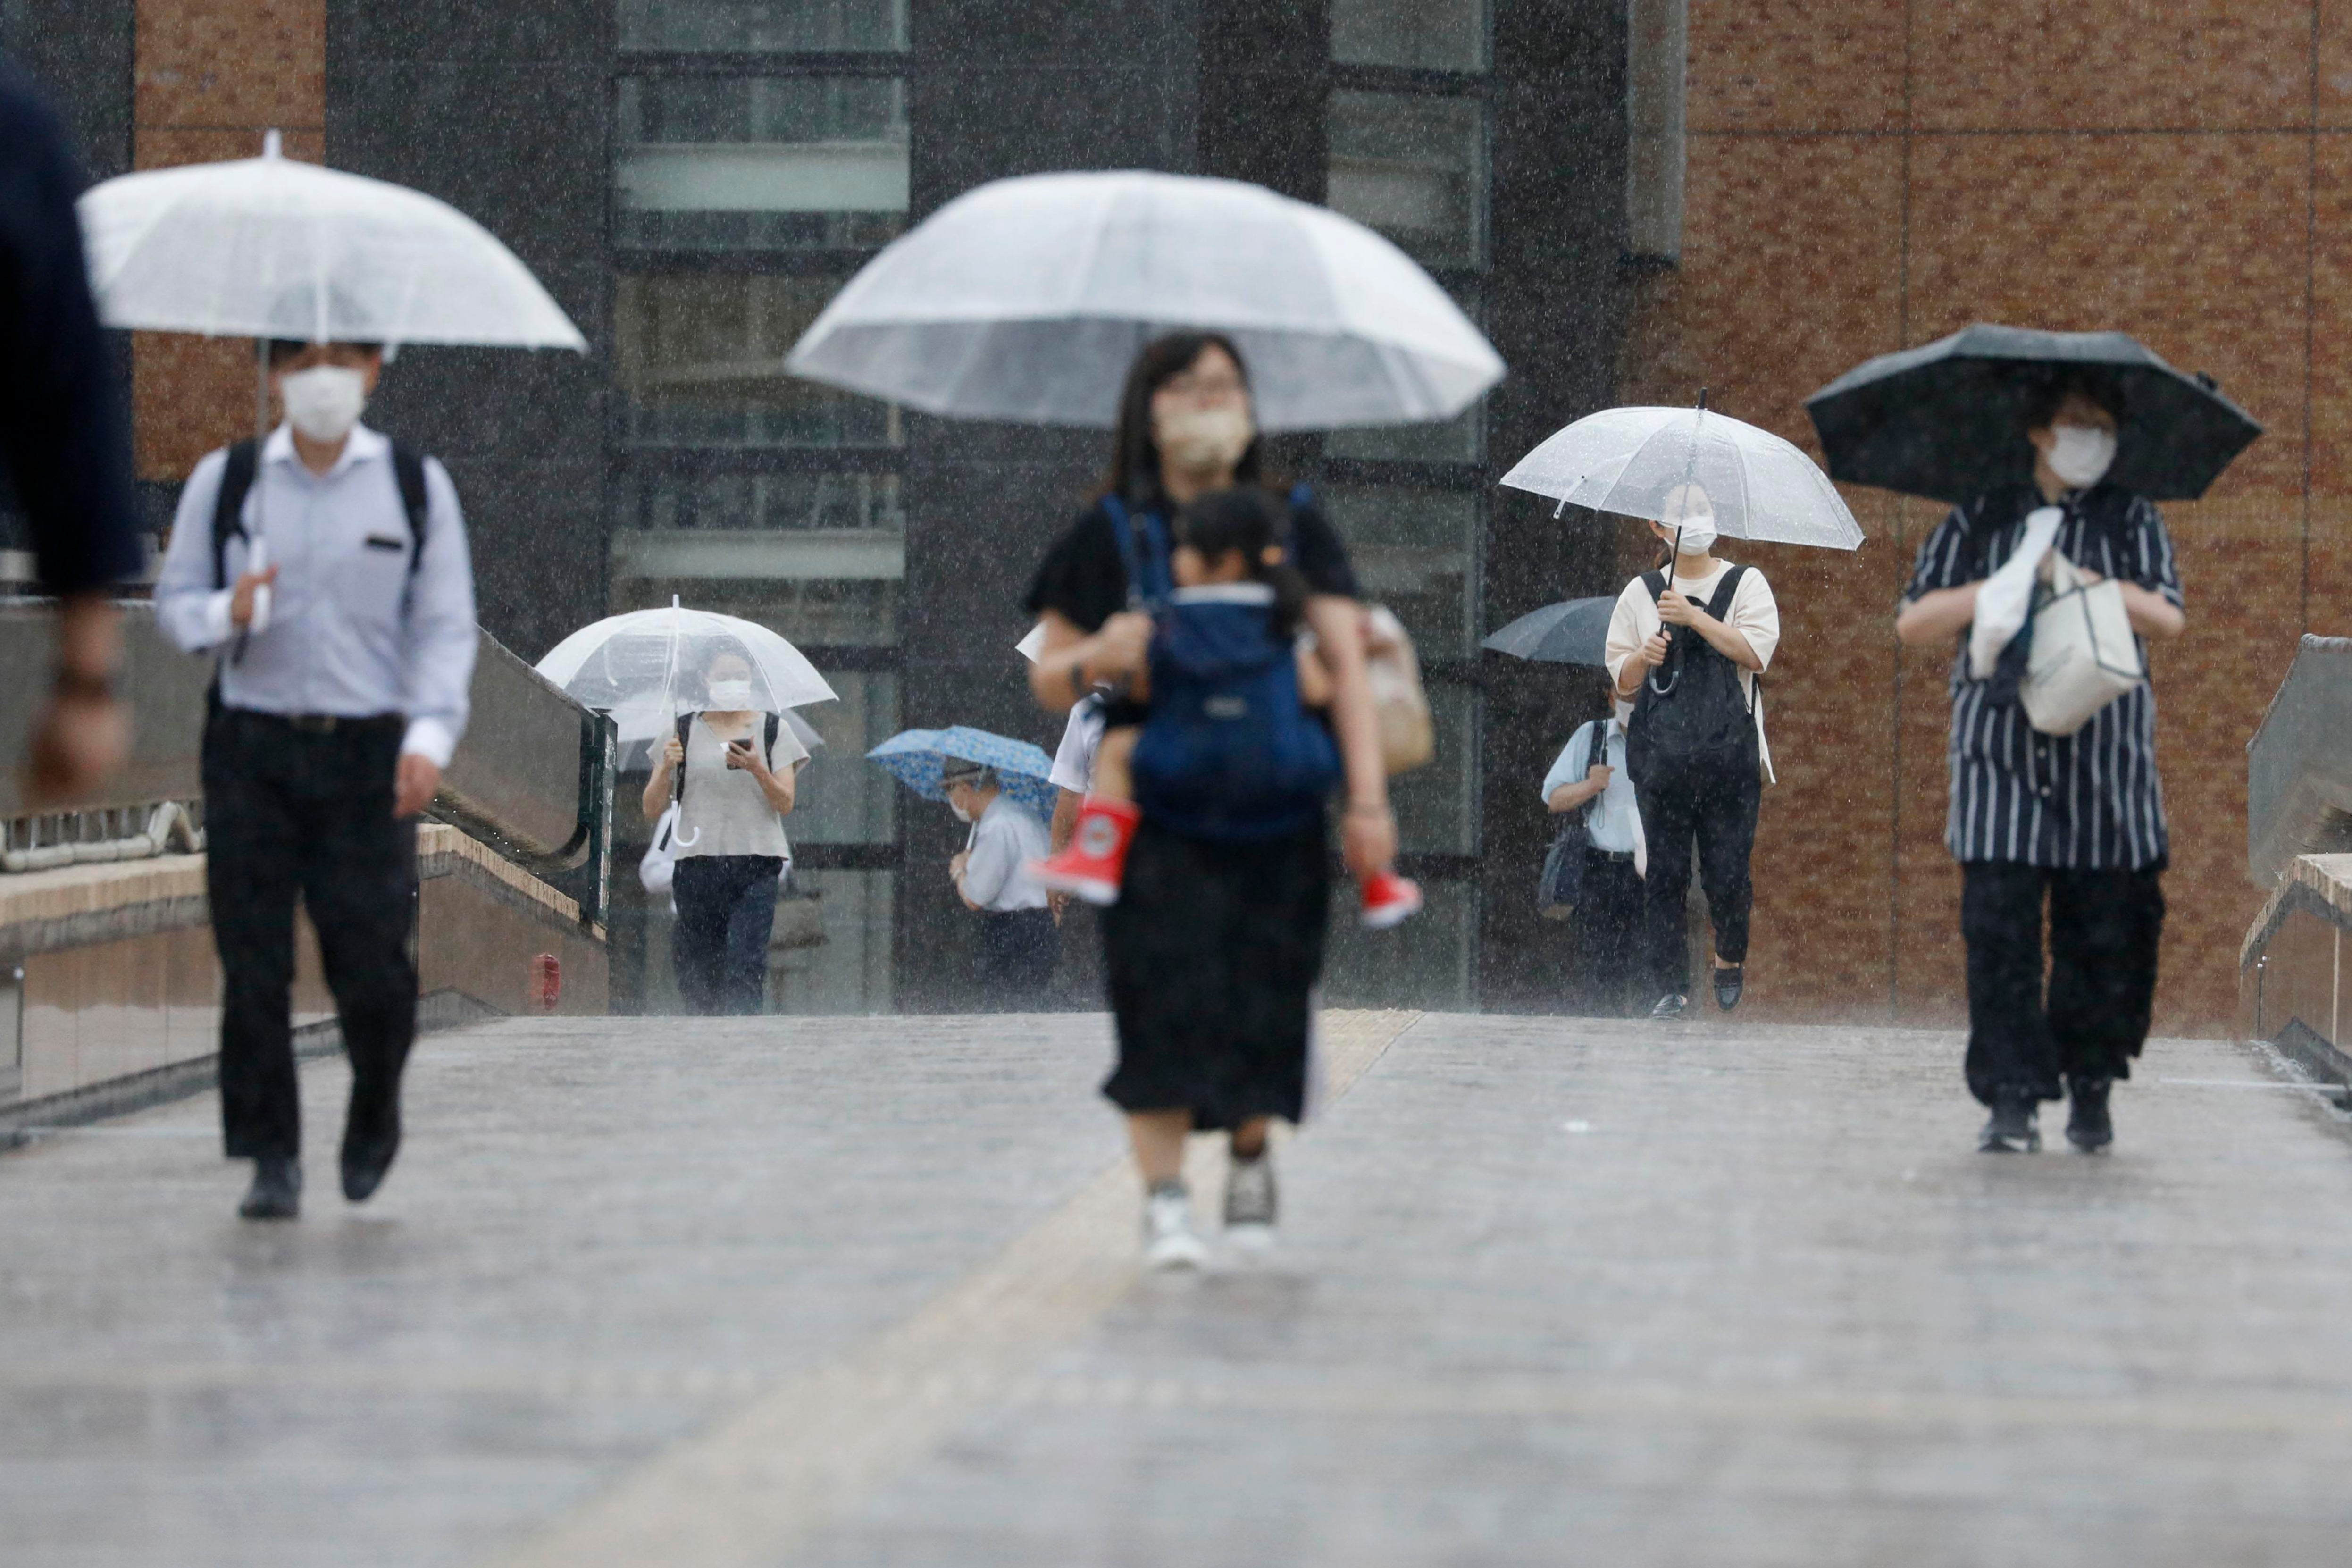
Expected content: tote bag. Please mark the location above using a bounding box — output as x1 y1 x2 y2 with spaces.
2022 552 2144 737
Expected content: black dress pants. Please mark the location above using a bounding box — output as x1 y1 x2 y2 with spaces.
979 907 1058 1009
1569 853 1644 1017
671 855 781 1015
1634 761 1762 998
1960 861 2165 1107
202 709 417 1162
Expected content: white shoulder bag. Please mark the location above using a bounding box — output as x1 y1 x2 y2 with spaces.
2022 552 2144 736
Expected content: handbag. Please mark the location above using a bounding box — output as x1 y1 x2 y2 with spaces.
2022 552 2144 736
639 805 679 895
1364 604 1435 776
1535 724 1603 919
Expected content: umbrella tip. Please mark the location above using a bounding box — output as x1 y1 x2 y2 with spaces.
262 128 282 159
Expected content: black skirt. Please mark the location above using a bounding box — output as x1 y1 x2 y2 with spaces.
1100 818 1331 1131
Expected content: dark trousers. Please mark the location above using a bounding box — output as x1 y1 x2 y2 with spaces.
672 855 780 1015
203 709 417 1163
979 907 1058 1009
1961 861 2165 1106
1634 761 1761 997
1569 853 1644 1017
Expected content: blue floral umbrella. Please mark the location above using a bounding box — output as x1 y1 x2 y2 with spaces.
866 726 1056 821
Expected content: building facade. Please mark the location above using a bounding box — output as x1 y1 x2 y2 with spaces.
23 0 2313 1038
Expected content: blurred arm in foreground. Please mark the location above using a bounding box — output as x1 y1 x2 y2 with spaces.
0 64 146 799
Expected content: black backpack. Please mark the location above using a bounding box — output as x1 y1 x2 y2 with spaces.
672 711 782 805
209 436 431 590
1624 565 1760 784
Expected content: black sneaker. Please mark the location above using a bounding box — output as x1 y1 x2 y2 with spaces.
2066 1076 2114 1153
1649 993 1688 1020
238 1156 302 1220
1978 1094 2041 1154
1712 964 1744 1012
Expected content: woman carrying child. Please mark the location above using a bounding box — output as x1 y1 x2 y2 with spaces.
1021 332 1406 1268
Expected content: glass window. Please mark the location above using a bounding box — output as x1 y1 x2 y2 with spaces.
618 470 903 532
616 76 908 250
786 669 899 845
617 274 900 450
1389 680 1478 855
1327 90 1485 269
619 0 908 52
771 869 896 1013
1323 877 1476 1008
1321 485 1479 659
611 574 900 648
1331 0 1487 72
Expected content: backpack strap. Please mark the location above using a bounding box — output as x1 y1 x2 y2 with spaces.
764 711 781 761
674 713 694 805
1100 493 1173 612
1703 563 1748 620
1640 569 1667 604
389 443 430 579
211 440 260 589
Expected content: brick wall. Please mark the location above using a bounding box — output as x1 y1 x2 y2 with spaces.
128 0 325 483
1623 0 2342 1034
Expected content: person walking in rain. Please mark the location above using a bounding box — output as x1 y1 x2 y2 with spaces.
1540 695 1645 1017
1022 334 1399 1268
155 335 477 1221
642 642 807 1016
943 760 1055 1005
0 62 147 798
1607 482 1780 1019
1895 374 2183 1154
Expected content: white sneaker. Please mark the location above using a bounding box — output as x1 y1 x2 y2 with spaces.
1223 1154 1277 1255
1142 1183 1208 1271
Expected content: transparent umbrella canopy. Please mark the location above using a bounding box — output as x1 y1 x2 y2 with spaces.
786 169 1505 430
535 602 838 746
1501 402 1863 552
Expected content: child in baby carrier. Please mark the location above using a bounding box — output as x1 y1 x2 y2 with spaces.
1030 487 1423 928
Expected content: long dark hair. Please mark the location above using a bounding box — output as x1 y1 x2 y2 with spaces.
1174 486 1310 637
1102 332 1264 509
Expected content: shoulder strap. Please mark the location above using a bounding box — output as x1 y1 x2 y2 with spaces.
1640 569 1667 603
1705 564 1748 619
765 711 781 759
1100 493 1172 611
674 714 693 805
390 443 430 579
211 440 260 589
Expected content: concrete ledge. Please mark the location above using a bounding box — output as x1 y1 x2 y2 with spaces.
0 988 502 1148
2241 853 2352 970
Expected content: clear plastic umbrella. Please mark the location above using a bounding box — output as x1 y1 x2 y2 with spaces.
535 601 837 746
785 169 1504 430
1501 401 1863 552
77 132 587 350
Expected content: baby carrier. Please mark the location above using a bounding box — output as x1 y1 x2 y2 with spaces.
1103 492 1341 843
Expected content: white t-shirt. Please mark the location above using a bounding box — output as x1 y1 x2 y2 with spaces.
960 794 1050 912
1049 694 1106 796
1603 560 1782 781
672 713 810 861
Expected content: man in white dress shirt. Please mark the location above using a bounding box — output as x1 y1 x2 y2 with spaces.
945 760 1055 1006
1540 700 1645 1016
154 338 477 1221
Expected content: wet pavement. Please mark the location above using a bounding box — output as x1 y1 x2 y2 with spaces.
7 1011 2352 1565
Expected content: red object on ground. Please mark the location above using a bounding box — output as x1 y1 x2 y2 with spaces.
1029 796 1143 906
532 953 560 1012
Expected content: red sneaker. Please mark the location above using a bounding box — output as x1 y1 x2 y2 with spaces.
1359 870 1423 929
1029 797 1142 906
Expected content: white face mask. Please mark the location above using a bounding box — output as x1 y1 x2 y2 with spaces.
1155 403 1255 474
704 679 754 709
949 799 973 824
2045 424 2118 488
1662 511 1718 556
279 365 369 443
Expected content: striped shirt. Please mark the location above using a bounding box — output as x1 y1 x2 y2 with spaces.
1902 484 2181 870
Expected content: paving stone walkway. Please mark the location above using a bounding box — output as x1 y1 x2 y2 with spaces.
6 1011 2352 1565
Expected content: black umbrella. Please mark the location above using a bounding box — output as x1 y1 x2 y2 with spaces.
1482 597 1616 667
1804 323 2262 503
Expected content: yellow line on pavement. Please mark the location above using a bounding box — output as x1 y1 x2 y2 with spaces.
483 1008 1425 1568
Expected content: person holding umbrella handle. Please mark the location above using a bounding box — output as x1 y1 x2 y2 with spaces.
1894 375 2184 1157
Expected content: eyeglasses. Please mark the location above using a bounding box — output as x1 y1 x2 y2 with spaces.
1158 372 1247 404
